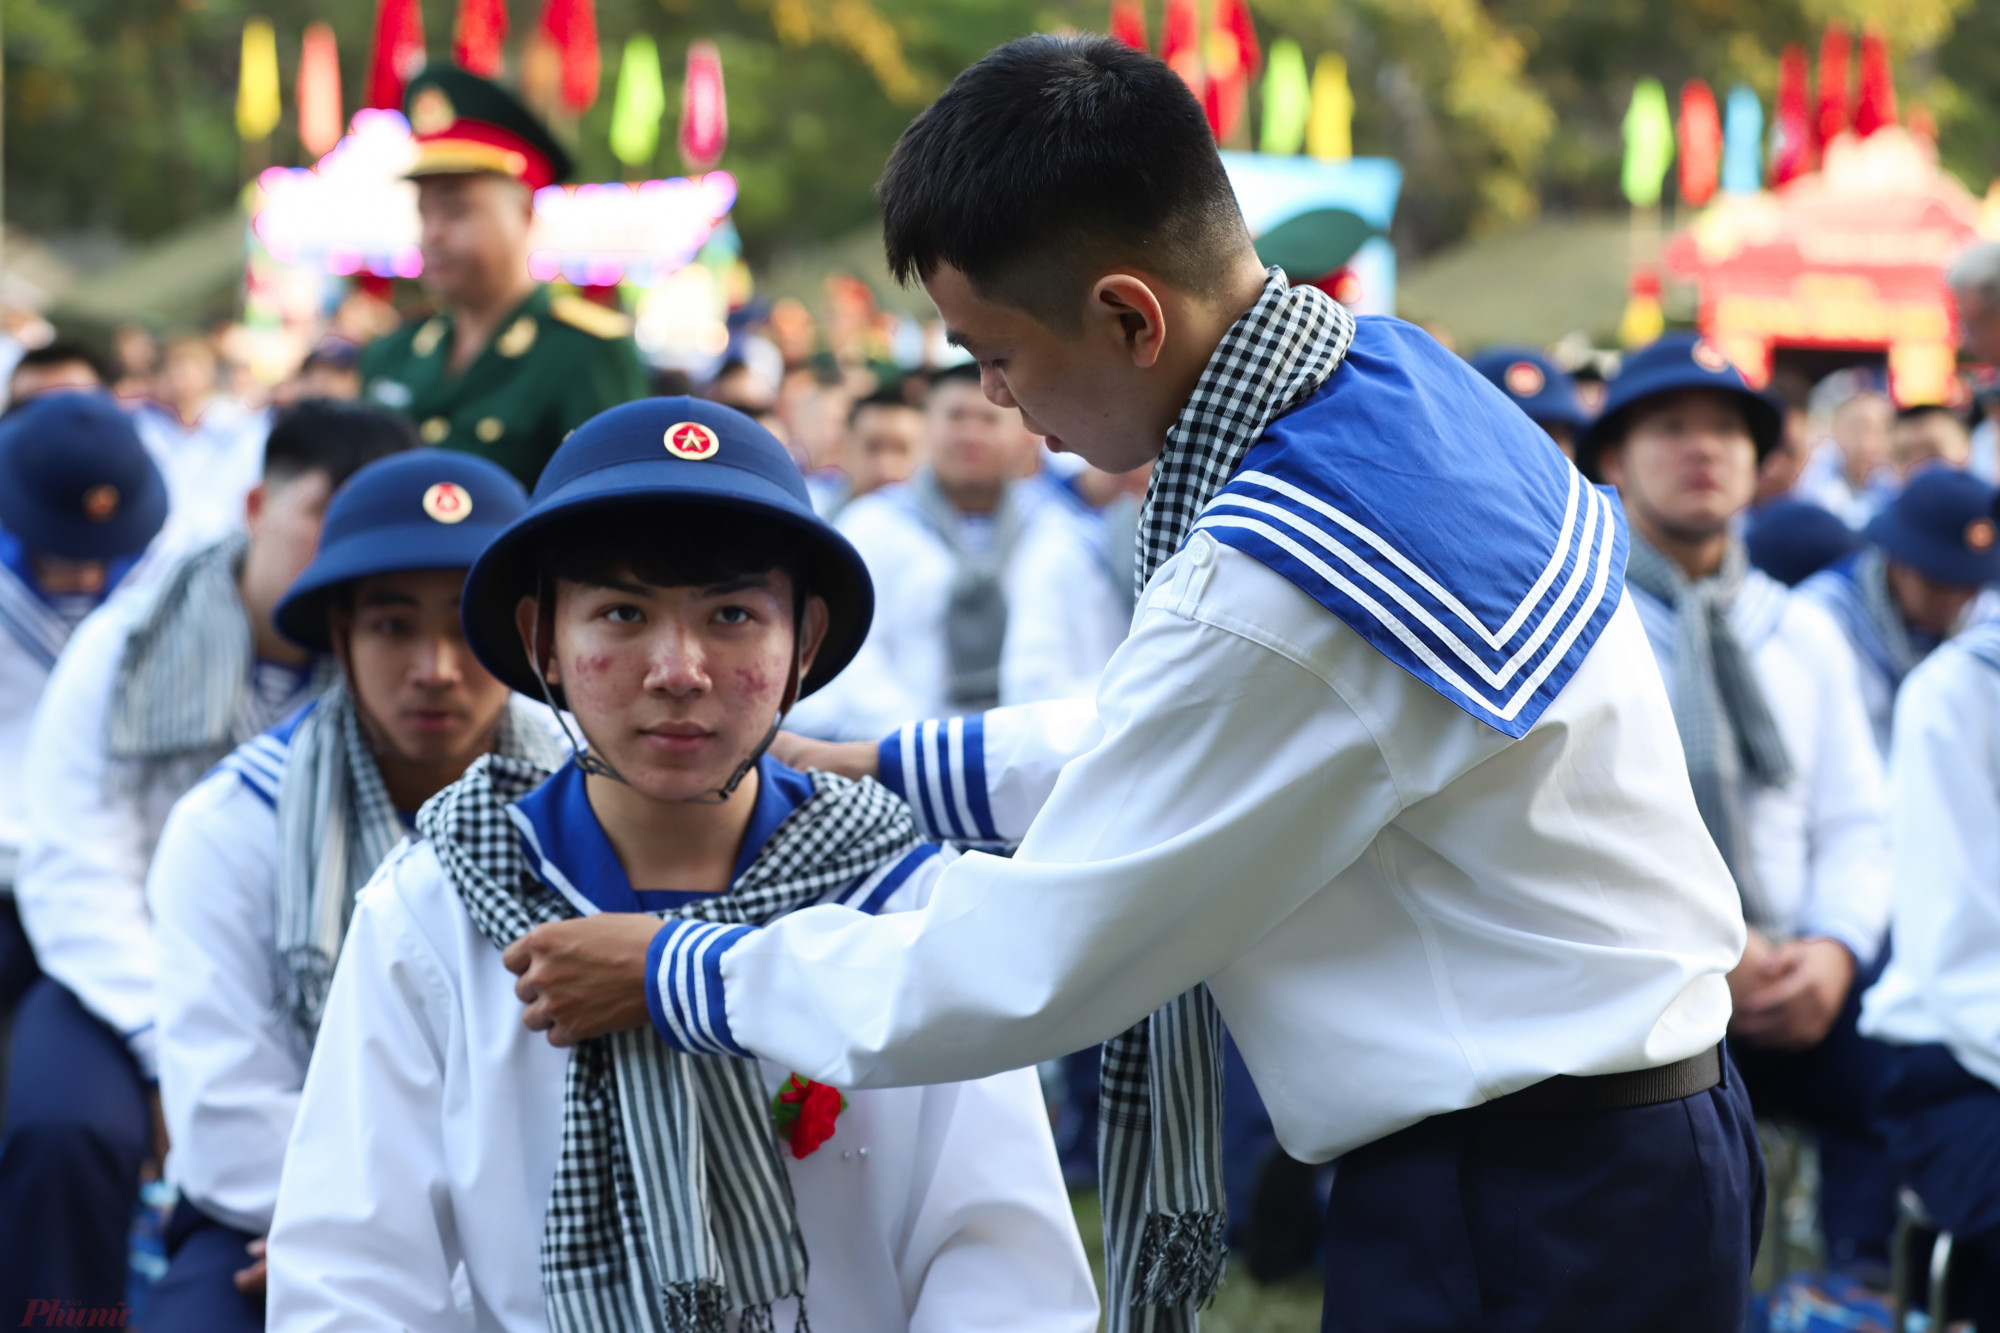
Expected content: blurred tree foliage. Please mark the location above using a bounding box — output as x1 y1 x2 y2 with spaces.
3 0 1996 262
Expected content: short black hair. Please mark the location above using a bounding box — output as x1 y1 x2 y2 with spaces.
878 33 1253 323
12 339 112 386
262 398 419 491
538 505 810 612
849 388 920 424
927 361 983 390
1894 402 1966 428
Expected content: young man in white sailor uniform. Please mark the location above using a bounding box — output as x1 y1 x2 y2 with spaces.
0 395 172 1050
1798 466 2000 756
266 399 1095 1333
1857 611 2000 1328
506 38 1761 1332
786 361 1051 741
0 400 415 1321
1579 333 1896 1281
145 450 548 1331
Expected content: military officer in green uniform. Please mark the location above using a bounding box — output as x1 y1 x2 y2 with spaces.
361 65 649 487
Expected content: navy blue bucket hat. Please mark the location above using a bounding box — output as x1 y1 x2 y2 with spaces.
460 396 873 700
274 450 530 651
1862 468 2000 588
1576 332 1782 481
1468 346 1587 431
0 392 168 560
1744 500 1864 586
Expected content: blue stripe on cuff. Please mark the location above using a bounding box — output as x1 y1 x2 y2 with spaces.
649 919 756 1056
878 729 909 802
960 714 998 842
911 721 945 841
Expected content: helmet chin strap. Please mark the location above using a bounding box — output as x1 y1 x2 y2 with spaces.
525 578 804 805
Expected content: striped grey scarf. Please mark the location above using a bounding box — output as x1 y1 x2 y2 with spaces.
419 754 920 1333
908 468 1023 710
1104 269 1353 1332
273 685 565 1046
1624 531 1793 932
1854 548 1926 682
107 534 330 794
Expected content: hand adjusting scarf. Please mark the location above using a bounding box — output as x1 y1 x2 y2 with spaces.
1101 268 1354 1332
1623 531 1793 933
272 686 567 1047
419 754 920 1333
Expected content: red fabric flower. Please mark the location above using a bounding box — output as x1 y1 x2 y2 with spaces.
772 1074 847 1159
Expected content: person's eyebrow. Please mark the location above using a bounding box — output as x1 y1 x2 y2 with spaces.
581 577 655 598
701 573 776 597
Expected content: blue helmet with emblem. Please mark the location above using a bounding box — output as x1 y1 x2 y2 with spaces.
1861 467 2000 588
460 396 873 702
1743 500 1864 586
273 449 530 651
0 392 168 561
1576 332 1782 482
1467 346 1587 433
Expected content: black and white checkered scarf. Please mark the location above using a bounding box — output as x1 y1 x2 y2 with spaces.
418 754 920 1333
107 534 332 795
1104 269 1353 1331
272 684 566 1047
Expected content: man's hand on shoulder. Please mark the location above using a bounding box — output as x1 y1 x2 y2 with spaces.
503 915 663 1046
769 732 879 782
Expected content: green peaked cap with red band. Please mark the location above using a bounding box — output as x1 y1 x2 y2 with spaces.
404 64 576 190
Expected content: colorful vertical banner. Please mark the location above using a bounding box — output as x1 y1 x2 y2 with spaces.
454 0 509 78
297 22 345 158
1853 28 1896 137
610 35 667 168
679 40 728 171
1109 0 1148 52
1160 0 1205 106
366 0 426 111
237 18 282 141
1203 0 1260 141
1720 86 1762 195
1677 79 1721 207
1770 44 1811 185
1259 40 1310 156
1306 54 1353 162
539 0 601 114
1815 21 1851 149
1621 78 1674 207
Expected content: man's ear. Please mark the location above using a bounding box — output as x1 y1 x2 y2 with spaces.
513 592 559 687
795 595 831 682
1595 442 1627 490
243 481 267 534
1088 274 1168 370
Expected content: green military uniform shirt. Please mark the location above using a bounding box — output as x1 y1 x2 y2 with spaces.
361 284 650 487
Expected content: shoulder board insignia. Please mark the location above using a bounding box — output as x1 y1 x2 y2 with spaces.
412 318 447 358
550 294 635 340
496 314 539 358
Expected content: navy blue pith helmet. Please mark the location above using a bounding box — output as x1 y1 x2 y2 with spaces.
1862 468 2000 588
1468 346 1587 431
460 397 874 700
1744 500 1864 586
0 392 168 560
273 450 530 651
1576 332 1782 481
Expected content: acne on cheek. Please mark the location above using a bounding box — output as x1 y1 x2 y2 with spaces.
731 666 776 698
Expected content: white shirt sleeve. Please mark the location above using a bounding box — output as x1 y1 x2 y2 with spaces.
876 699 1101 844
150 771 300 1236
15 601 161 1070
1790 602 1893 961
267 853 463 1332
660 541 1416 1089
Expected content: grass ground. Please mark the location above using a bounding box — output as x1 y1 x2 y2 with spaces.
1069 1190 1323 1333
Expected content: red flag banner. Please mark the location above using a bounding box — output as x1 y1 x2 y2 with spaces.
1160 0 1204 112
366 0 426 111
1853 28 1897 137
1771 43 1811 185
1204 0 1260 141
298 22 345 158
454 0 509 78
1815 21 1851 149
679 40 728 171
1677 79 1721 207
539 0 601 113
1109 0 1148 52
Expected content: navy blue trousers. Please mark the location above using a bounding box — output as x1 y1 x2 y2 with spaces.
1728 950 1897 1273
1873 1042 2000 1324
1320 1054 1763 1332
146 1201 264 1333
0 978 150 1323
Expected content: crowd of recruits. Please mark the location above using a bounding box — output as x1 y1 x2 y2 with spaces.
3 34 2000 1333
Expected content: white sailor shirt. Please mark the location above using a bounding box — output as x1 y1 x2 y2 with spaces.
999 492 1131 706
267 756 1095 1333
786 481 1051 741
1630 568 1892 963
133 398 269 552
13 592 315 1076
1861 624 2000 1087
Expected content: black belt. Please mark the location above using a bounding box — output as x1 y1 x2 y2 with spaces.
1470 1046 1723 1117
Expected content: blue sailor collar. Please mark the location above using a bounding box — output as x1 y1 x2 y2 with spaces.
1192 316 1628 738
508 753 813 915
